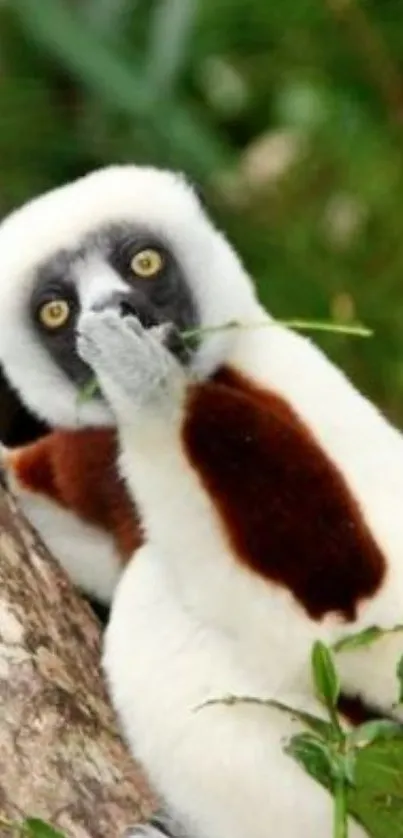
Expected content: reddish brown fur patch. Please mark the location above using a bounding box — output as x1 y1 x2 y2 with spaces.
182 366 385 621
9 428 141 562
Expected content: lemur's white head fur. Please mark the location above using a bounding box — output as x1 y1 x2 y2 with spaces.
0 165 259 429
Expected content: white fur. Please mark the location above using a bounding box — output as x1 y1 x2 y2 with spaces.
106 547 367 838
76 289 403 838
12 484 121 603
79 257 130 311
1 437 121 603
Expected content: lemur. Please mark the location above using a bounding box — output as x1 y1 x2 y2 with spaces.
0 163 401 836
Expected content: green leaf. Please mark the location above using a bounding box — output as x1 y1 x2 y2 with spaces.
285 733 335 783
288 733 356 789
344 735 403 838
342 750 357 787
195 689 403 835
292 726 403 838
348 720 403 750
23 819 66 838
397 654 403 704
311 641 340 712
334 625 403 653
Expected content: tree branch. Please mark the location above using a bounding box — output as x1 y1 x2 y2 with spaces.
0 484 156 838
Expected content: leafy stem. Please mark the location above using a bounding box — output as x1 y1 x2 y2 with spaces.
334 775 348 838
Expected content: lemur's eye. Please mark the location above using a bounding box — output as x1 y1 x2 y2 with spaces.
131 248 163 278
38 299 70 330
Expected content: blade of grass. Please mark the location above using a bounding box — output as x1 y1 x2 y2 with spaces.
181 319 373 341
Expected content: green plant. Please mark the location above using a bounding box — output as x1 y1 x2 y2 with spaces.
0 816 66 838
197 633 403 838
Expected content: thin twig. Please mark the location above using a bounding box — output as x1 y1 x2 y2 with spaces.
181 319 372 340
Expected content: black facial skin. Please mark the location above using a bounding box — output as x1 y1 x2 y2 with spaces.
30 261 90 390
29 224 200 393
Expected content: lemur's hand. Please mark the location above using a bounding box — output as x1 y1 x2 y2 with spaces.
78 311 187 421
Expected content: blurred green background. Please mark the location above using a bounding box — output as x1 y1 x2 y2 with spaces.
1 0 403 421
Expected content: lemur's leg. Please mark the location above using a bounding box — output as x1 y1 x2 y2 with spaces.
100 546 367 838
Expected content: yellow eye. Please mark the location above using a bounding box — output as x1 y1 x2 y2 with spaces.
131 248 163 278
39 299 70 330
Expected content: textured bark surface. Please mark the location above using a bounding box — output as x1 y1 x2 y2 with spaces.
0 484 156 838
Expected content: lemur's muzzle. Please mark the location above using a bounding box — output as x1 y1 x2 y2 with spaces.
89 291 195 367
91 290 162 331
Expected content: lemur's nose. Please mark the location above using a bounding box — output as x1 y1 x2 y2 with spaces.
91 290 159 329
90 290 131 314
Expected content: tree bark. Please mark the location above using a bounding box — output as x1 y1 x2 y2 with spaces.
0 483 156 838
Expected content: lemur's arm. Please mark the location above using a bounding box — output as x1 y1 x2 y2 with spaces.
77 310 386 838
101 541 367 838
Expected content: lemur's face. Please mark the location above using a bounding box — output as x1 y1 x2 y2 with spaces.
30 223 198 396
0 165 256 429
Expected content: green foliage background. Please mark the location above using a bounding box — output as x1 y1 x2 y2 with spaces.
1 0 403 421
